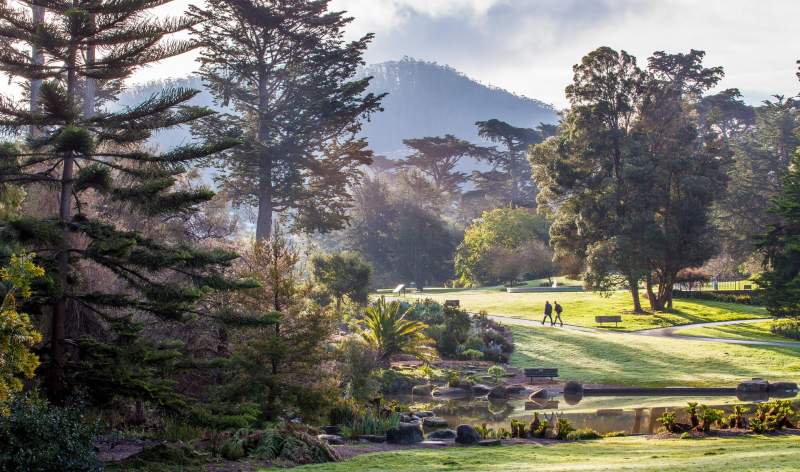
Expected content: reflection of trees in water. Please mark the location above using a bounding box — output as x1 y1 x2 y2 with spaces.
432 399 516 422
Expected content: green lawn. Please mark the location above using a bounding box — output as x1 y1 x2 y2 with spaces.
389 289 768 331
293 436 800 471
510 326 800 387
675 321 797 342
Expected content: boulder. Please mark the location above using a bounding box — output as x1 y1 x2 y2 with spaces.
432 387 469 399
386 422 424 445
529 388 548 400
455 424 481 445
471 384 492 396
412 384 434 396
400 413 420 423
422 417 449 428
428 429 457 440
415 411 435 418
487 385 509 400
317 434 344 446
479 439 501 447
321 425 341 435
506 384 527 395
359 434 386 443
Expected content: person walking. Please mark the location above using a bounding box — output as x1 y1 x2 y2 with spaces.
554 301 564 327
541 301 553 325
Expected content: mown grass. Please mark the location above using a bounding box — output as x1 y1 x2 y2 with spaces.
293 435 800 471
510 325 800 387
675 321 795 342
388 289 768 331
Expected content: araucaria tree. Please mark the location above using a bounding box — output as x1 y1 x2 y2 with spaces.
399 134 492 195
190 0 384 240
473 119 544 207
531 47 728 311
0 1 240 401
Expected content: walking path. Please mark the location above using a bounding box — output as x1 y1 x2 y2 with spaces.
488 315 800 348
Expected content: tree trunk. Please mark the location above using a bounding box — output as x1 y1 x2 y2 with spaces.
629 277 643 313
48 46 79 402
255 76 272 241
29 5 44 137
82 14 96 119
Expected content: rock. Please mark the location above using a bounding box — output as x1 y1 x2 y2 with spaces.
412 383 434 396
422 417 449 428
359 434 386 443
386 422 424 444
428 429 457 440
432 387 469 398
506 384 527 395
317 434 344 446
420 440 448 446
321 425 341 435
415 411 435 418
479 439 502 447
455 424 481 445
529 388 548 400
488 385 509 399
400 413 420 423
471 384 492 396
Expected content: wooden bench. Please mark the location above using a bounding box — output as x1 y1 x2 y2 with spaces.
444 300 460 308
524 368 559 383
595 315 622 327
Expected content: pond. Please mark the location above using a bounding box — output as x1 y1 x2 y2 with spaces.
396 393 799 435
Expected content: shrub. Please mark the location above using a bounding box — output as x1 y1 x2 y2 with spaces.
698 405 725 433
771 318 800 340
603 431 626 438
487 366 506 384
0 393 101 472
554 418 574 440
657 410 678 433
566 428 603 440
462 349 484 360
673 290 762 305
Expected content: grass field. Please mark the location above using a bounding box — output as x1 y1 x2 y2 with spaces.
510 326 800 387
293 436 800 471
389 289 768 331
675 321 793 342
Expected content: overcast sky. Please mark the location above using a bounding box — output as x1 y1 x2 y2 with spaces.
143 0 800 109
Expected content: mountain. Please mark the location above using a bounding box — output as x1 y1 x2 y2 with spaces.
358 58 558 157
113 58 559 161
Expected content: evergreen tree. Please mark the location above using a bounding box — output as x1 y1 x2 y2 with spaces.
757 148 800 318
0 1 241 401
189 0 384 240
399 134 492 195
473 119 544 207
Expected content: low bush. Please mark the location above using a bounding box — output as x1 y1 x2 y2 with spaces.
771 318 800 340
673 290 762 305
566 428 603 440
603 431 626 438
657 410 678 433
554 418 574 440
0 393 101 472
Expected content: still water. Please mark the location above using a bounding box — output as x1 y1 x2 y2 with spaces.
399 394 795 435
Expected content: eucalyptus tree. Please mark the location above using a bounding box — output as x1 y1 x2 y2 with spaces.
189 0 384 240
0 0 240 401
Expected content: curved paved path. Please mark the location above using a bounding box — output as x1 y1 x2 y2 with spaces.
488 315 800 348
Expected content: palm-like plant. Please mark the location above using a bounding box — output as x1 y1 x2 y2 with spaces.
361 297 434 364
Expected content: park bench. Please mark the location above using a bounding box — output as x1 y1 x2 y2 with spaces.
444 300 460 308
595 315 622 327
524 368 559 383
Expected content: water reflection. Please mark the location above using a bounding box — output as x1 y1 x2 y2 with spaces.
399 389 799 435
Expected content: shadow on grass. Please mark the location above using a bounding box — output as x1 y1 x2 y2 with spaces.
509 326 800 387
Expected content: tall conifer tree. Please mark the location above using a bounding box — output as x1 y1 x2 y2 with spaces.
190 0 384 240
0 1 240 401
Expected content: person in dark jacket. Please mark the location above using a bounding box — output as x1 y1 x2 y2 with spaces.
541 301 553 325
554 301 564 327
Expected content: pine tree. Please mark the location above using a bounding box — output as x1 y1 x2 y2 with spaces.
758 151 800 318
189 0 384 240
399 134 492 195
0 1 241 401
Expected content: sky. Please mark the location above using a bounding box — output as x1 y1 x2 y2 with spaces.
142 0 800 109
